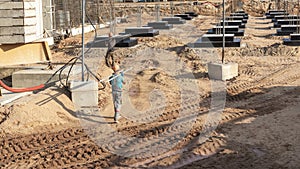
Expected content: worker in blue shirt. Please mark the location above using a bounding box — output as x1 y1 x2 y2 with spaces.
109 64 125 123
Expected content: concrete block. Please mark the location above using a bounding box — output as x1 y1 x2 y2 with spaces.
125 27 154 34
174 14 193 20
0 9 36 18
123 27 159 37
86 34 131 48
69 81 98 109
0 2 36 10
185 12 198 17
12 68 67 88
208 62 238 81
147 21 173 29
162 17 186 24
0 2 24 10
201 34 235 42
0 34 40 44
115 38 138 47
0 18 37 26
0 25 37 35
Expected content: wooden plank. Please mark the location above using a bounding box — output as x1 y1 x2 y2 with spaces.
0 25 37 36
0 18 36 26
0 42 51 66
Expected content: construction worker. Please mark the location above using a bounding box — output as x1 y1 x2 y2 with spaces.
105 32 116 68
109 64 125 123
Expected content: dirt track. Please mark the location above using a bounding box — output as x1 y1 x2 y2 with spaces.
1 11 300 169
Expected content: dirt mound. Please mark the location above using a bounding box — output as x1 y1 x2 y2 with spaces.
243 0 270 16
227 45 300 57
150 71 172 86
0 88 79 137
138 35 184 49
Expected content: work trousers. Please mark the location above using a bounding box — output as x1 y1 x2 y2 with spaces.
112 91 122 121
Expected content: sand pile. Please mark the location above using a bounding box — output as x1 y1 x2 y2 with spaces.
242 0 270 16
0 88 79 137
227 45 300 57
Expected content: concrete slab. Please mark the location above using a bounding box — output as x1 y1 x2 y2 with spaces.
0 9 36 18
267 10 286 13
274 19 300 28
69 81 98 109
212 25 240 31
208 29 244 36
0 88 32 106
0 18 37 27
220 20 246 28
185 12 198 17
230 13 249 18
283 34 300 46
277 25 300 35
122 27 159 37
162 17 186 24
225 17 248 23
0 25 37 36
189 38 241 48
0 34 39 44
208 62 238 81
86 34 137 48
266 12 289 19
12 68 70 88
125 27 154 34
115 38 138 47
147 21 173 29
174 14 193 20
272 15 299 22
201 34 235 42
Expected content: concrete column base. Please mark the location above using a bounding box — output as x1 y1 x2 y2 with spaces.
208 62 238 81
69 81 98 109
12 68 67 88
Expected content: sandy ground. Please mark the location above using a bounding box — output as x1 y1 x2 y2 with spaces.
1 7 300 169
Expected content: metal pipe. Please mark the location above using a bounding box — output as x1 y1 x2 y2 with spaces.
297 0 300 33
81 0 85 82
222 0 225 63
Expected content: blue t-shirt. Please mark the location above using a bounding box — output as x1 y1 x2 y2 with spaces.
109 72 124 92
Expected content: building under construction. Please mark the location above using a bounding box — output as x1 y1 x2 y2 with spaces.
0 0 117 68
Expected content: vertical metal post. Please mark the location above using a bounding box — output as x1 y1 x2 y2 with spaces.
170 2 174 17
155 4 160 22
297 0 300 33
81 0 85 81
137 6 142 27
222 0 225 63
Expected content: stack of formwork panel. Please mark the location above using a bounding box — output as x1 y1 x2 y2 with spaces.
0 0 43 44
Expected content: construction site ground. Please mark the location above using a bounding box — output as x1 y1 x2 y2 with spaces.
1 11 300 168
